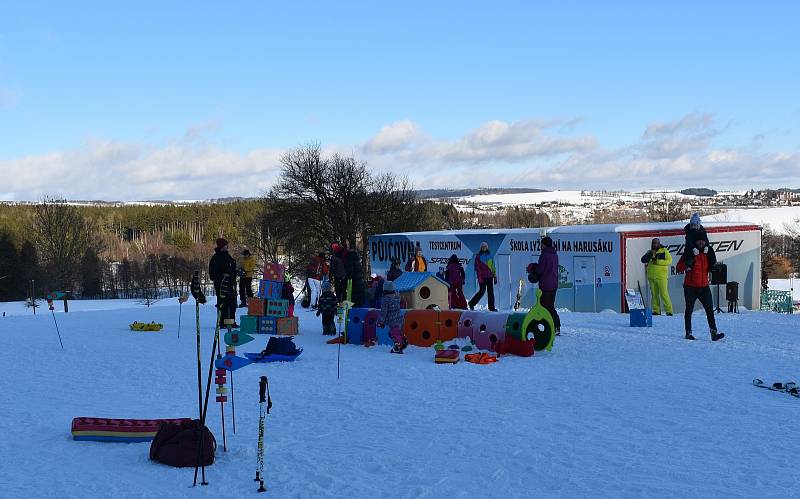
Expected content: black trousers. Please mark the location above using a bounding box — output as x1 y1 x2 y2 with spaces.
539 289 561 331
684 286 717 334
214 281 237 326
334 279 347 303
469 278 496 311
321 312 336 334
239 276 253 303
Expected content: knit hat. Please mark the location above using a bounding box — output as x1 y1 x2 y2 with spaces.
216 238 229 250
690 213 701 226
383 281 395 293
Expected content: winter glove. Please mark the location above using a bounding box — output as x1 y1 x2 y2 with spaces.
493 275 498 284
316 310 320 316
692 248 700 256
703 246 709 254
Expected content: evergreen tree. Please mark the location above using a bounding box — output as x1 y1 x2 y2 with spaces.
80 248 104 298
0 232 20 300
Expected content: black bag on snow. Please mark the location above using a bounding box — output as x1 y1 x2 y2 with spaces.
149 419 216 467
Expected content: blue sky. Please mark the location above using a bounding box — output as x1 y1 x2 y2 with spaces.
1 1 798 200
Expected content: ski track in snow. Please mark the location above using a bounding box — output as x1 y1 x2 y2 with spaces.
1 301 799 498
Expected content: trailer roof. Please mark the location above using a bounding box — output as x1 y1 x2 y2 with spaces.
376 221 761 237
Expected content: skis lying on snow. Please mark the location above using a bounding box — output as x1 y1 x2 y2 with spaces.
753 379 799 398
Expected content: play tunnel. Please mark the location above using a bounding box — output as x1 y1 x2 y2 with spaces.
347 308 369 345
504 312 527 340
403 309 438 347
521 289 556 351
473 312 510 351
437 310 462 341
363 309 380 344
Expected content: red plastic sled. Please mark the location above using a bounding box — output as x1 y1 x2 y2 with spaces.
71 417 192 442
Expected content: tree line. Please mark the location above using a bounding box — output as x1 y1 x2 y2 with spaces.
0 145 552 302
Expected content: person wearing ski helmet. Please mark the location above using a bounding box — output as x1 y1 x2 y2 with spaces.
468 242 497 312
641 238 673 316
208 238 238 327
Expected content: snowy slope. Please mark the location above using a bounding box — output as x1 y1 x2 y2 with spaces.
1 300 799 498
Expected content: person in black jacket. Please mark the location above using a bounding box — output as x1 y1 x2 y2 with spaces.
682 213 711 270
316 281 339 335
209 238 238 327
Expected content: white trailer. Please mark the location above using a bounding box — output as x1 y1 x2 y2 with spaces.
368 222 761 312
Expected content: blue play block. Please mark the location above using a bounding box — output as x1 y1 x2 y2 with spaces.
346 308 369 344
629 308 652 327
376 310 406 346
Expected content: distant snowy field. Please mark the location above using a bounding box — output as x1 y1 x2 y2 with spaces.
705 207 800 234
2 299 799 498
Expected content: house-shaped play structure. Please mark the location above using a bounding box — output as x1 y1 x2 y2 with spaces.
392 272 449 310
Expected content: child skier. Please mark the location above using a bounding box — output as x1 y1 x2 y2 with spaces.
682 213 711 270
378 281 407 353
281 278 295 317
316 281 339 335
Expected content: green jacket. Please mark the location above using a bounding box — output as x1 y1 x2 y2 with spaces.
641 246 672 279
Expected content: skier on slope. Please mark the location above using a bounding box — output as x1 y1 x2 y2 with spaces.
641 238 673 316
208 238 238 328
676 238 724 341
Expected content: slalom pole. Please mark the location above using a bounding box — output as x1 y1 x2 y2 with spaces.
46 297 64 349
50 309 64 349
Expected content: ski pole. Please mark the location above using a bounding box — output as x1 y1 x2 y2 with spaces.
255 375 271 493
190 272 207 485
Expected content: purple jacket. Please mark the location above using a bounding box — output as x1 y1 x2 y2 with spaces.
445 262 465 286
474 251 495 282
537 246 559 291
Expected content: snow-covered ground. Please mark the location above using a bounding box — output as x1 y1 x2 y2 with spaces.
2 299 799 497
705 207 800 234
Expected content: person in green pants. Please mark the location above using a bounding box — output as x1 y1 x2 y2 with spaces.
640 238 673 315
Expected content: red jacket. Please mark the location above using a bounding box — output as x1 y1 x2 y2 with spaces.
676 251 716 288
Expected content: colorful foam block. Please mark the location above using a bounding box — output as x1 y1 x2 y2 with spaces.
257 280 283 300
457 310 485 340
258 317 278 334
363 309 381 344
263 263 285 283
403 309 438 347
276 316 299 335
265 299 289 318
248 297 266 316
71 417 192 443
521 289 556 351
240 315 259 335
437 310 462 341
630 308 653 327
346 308 369 345
504 312 528 340
434 349 460 364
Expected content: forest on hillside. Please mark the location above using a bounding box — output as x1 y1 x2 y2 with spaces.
0 146 551 302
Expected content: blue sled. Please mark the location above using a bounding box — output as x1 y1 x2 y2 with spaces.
245 349 303 363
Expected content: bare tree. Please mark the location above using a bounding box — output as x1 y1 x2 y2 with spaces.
647 196 691 222
29 197 96 291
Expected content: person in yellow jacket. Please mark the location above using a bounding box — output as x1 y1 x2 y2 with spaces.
238 249 257 307
640 238 673 315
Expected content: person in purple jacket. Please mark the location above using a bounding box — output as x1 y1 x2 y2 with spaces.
468 242 497 311
536 236 561 335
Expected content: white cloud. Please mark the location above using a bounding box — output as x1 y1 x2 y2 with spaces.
361 118 597 169
0 130 283 201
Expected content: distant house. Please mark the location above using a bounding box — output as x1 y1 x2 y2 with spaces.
391 272 450 310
